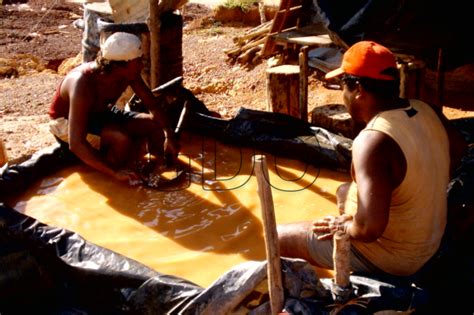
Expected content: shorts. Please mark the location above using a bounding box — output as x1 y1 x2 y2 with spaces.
49 106 139 149
87 106 140 135
307 229 385 275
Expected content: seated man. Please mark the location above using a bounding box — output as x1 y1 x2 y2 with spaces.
278 41 467 278
49 32 179 184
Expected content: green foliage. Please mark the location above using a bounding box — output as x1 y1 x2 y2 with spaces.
221 0 257 12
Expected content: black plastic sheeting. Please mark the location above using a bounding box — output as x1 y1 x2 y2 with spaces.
0 114 473 314
0 205 431 314
312 0 473 70
187 108 353 172
0 204 201 314
0 108 352 196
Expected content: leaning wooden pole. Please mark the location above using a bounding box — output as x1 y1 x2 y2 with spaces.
148 0 160 89
253 155 284 314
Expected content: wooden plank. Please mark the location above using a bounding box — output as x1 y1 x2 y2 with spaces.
274 33 332 46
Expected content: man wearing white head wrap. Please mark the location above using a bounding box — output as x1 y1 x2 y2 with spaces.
48 32 180 184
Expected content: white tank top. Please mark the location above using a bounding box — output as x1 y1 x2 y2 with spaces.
345 99 450 276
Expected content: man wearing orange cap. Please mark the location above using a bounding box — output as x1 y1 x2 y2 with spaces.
278 41 466 278
48 32 180 184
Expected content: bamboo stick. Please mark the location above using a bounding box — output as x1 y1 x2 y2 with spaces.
253 155 284 315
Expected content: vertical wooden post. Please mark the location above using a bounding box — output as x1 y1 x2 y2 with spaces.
253 155 284 315
0 139 8 167
299 46 308 121
148 0 160 89
258 0 267 24
435 47 445 108
333 231 351 288
399 61 408 99
141 32 151 87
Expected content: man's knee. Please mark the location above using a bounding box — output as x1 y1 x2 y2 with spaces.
277 221 314 263
102 129 133 165
103 130 132 148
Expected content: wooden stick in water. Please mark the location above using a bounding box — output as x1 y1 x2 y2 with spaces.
253 154 284 314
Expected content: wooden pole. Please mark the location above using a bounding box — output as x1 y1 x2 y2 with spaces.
0 139 8 167
298 45 308 121
253 155 284 315
333 231 351 288
258 0 267 24
148 0 160 89
141 32 151 87
435 47 445 108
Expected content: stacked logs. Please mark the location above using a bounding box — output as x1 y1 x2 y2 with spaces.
224 21 272 66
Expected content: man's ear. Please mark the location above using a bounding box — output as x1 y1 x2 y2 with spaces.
354 82 364 99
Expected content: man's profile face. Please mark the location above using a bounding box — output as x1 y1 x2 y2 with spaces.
341 77 361 123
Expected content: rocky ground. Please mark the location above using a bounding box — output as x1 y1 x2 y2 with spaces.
0 0 473 164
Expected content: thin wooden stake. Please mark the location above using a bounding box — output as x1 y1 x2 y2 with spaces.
148 0 160 89
298 45 308 121
333 231 351 288
253 155 284 314
0 139 8 167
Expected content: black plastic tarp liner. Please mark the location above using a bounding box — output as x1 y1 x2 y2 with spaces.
0 203 201 314
312 0 473 70
187 108 353 171
0 108 351 196
0 205 431 314
0 115 473 314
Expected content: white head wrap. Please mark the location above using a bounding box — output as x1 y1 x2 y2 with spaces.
101 32 143 61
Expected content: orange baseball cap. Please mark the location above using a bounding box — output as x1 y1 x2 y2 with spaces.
325 41 397 80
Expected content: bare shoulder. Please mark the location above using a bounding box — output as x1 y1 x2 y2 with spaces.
353 130 399 157
62 70 94 95
353 130 406 187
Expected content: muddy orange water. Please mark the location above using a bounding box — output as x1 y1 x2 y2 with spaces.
9 134 351 287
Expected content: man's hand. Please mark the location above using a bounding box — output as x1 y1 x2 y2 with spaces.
312 214 353 240
114 169 142 186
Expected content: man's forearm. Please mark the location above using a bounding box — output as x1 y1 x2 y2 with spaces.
70 142 117 178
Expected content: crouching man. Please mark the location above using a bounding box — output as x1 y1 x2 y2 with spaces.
49 32 179 184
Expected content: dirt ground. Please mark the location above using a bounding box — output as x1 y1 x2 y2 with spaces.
0 0 473 164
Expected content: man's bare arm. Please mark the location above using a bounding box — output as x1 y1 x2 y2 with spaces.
345 130 406 242
66 75 122 179
130 77 181 159
130 78 174 135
